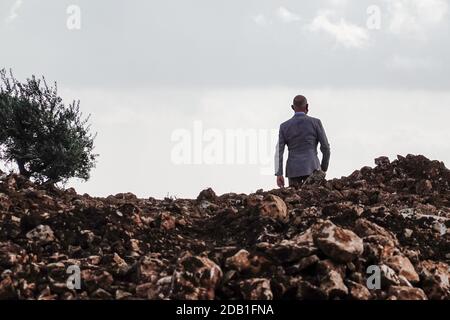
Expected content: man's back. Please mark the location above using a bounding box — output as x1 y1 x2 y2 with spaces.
275 112 330 178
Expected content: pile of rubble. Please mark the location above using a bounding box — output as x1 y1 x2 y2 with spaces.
0 154 449 300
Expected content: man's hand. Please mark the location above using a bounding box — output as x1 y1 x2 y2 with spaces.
276 176 285 188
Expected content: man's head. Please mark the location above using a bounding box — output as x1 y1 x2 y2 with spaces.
292 95 308 114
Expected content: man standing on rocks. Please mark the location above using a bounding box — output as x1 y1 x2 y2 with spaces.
275 95 331 188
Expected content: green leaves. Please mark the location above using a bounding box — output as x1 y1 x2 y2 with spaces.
0 69 98 183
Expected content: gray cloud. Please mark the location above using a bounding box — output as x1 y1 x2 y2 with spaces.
5 0 23 23
0 0 448 89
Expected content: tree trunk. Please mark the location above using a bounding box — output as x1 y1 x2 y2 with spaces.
17 159 31 178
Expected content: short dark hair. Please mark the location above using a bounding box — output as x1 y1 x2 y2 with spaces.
293 95 308 108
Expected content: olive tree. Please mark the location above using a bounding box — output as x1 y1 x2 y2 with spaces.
0 69 98 183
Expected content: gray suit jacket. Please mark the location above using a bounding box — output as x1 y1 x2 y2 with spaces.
275 113 330 178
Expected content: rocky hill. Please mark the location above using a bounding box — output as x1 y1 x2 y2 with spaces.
0 154 449 300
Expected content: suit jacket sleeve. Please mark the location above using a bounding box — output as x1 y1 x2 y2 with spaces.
275 125 286 176
316 119 331 172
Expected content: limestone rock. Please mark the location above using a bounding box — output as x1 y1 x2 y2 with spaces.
137 254 165 283
239 278 273 300
197 188 218 202
418 260 450 300
25 225 55 244
225 249 251 272
313 221 364 263
170 253 222 300
384 255 419 283
286 255 320 275
387 286 427 300
379 264 401 288
259 194 288 221
354 218 398 244
374 156 390 167
158 212 176 231
303 170 326 186
347 280 371 300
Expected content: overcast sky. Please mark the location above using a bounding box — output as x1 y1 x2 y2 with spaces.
1 0 449 198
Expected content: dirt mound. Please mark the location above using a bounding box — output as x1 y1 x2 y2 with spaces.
0 154 449 300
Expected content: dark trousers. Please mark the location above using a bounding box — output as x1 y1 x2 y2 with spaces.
288 175 310 188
